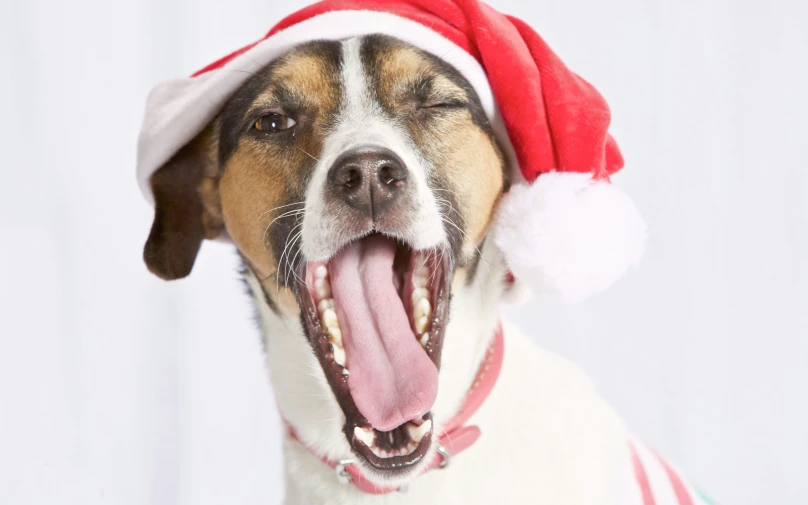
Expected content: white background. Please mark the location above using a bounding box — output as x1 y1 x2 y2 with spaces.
1 0 806 504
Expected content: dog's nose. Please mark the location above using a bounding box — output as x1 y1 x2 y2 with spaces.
327 147 408 218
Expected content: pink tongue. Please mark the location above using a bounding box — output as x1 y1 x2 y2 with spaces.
328 236 438 432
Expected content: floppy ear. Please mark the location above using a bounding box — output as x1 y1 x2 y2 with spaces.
143 130 223 280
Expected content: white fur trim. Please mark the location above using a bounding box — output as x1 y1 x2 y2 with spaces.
136 10 517 205
494 172 646 304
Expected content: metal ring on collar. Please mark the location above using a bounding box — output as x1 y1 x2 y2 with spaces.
335 459 356 485
436 444 452 469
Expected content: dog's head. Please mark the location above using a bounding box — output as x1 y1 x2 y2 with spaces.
144 35 511 483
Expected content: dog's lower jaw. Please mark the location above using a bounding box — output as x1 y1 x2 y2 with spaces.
244 238 509 494
280 323 632 505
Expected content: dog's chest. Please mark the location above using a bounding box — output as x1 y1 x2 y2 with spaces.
282 323 629 505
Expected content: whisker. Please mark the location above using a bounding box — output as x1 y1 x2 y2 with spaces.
246 57 267 71
438 46 455 60
440 215 492 278
434 196 468 225
296 146 321 162
262 208 307 244
284 231 306 290
434 198 471 279
257 201 306 220
287 238 310 287
272 223 304 289
277 228 304 295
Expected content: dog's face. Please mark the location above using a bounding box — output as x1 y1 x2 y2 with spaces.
145 35 508 483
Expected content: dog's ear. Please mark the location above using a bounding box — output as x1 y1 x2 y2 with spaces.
143 128 223 280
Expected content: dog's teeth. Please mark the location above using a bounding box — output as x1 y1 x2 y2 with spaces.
419 332 430 348
413 297 431 320
411 287 429 305
342 368 350 376
406 419 432 443
327 325 342 344
322 308 338 328
355 422 430 460
319 299 335 316
414 316 429 334
315 277 331 299
362 435 421 459
353 426 375 447
317 298 333 315
332 344 346 367
320 307 343 344
314 264 328 279
413 267 429 288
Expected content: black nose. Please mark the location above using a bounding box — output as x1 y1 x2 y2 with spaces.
327 147 408 219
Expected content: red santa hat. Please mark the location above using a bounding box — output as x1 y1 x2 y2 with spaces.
137 0 645 303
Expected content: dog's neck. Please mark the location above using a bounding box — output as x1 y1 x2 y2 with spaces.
242 239 509 486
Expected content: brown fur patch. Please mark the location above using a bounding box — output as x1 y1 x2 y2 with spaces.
247 53 340 118
220 149 286 278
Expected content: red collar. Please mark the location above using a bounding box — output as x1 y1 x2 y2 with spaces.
286 323 504 495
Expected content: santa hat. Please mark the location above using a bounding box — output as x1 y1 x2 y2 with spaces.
137 0 645 303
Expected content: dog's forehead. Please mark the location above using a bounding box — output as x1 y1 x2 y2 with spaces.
228 35 468 119
359 35 470 104
248 41 343 112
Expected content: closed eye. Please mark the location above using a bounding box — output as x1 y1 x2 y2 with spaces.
419 100 467 110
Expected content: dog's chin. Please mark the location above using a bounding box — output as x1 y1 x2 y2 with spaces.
295 232 451 478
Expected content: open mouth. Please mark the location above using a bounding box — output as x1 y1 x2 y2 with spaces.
296 234 451 475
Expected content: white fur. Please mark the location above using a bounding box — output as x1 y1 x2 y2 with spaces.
278 324 632 505
301 38 447 262
494 172 646 304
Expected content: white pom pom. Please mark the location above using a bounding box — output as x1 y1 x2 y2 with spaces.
494 171 646 304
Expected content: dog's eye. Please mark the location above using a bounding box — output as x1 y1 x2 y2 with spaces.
254 114 296 133
419 100 466 111
427 102 462 108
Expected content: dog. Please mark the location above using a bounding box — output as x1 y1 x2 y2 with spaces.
140 30 711 505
